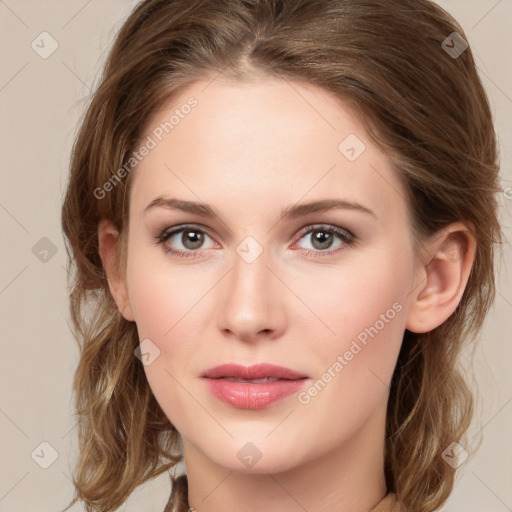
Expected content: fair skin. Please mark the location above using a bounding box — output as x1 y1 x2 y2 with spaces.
98 77 475 512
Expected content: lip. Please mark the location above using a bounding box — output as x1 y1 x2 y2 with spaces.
201 363 308 380
201 363 309 409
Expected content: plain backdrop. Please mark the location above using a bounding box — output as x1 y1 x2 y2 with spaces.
0 1 511 511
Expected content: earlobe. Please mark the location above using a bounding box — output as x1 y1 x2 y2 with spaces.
97 219 135 322
405 223 476 333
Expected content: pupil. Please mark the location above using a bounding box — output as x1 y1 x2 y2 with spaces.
313 230 332 250
183 230 203 249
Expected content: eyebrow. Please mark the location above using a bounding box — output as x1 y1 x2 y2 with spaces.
143 196 375 220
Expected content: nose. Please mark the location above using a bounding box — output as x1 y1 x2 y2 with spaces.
217 248 286 343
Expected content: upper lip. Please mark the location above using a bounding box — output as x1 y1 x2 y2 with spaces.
201 363 308 380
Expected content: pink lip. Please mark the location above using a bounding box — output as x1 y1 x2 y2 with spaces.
201 363 309 409
201 363 308 380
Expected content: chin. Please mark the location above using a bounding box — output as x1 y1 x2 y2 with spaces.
217 453 300 475
199 436 309 475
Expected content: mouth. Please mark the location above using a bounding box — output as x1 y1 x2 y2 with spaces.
201 363 309 409
220 376 282 383
201 363 308 381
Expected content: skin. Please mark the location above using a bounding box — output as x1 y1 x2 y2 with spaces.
98 76 476 512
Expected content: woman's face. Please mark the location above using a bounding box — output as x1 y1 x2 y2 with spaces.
122 77 420 473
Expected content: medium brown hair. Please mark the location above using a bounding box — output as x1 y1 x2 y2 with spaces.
61 1 503 511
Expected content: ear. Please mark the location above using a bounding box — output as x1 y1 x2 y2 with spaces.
405 222 476 333
97 219 135 322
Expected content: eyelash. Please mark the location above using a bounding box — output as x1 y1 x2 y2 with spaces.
154 223 356 259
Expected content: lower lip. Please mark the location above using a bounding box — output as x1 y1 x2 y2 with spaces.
203 378 309 409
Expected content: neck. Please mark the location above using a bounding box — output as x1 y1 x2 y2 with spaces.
183 398 388 512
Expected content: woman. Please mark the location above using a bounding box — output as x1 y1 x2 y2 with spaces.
61 0 503 511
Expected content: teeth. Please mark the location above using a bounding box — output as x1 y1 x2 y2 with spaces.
224 377 281 383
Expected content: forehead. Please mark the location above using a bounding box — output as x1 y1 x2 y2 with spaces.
128 77 409 225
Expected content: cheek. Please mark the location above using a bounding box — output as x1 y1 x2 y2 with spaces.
126 242 207 340
293 251 410 439
126 250 207 432
125 246 211 415
293 243 410 348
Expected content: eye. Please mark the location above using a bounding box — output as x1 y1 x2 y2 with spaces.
293 224 355 257
155 224 217 258
154 223 356 259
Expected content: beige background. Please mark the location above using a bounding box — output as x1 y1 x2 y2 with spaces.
0 1 511 511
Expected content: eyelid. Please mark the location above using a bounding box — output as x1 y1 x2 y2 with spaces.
293 223 354 241
157 223 352 243
157 223 220 246
155 222 356 260
158 222 214 237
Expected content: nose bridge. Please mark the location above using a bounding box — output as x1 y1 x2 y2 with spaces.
217 240 283 340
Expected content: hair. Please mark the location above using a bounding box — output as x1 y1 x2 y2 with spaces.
61 0 503 511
